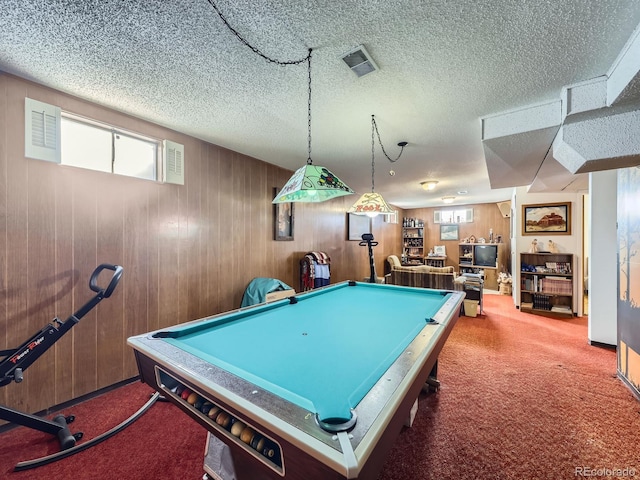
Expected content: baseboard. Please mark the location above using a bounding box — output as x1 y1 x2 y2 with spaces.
588 340 616 350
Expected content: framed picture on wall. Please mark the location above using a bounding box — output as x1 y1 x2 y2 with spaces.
274 188 294 241
522 202 571 235
348 213 371 241
383 210 398 224
440 224 459 241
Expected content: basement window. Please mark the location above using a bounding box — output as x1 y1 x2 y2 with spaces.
61 114 158 181
24 97 184 184
434 208 474 224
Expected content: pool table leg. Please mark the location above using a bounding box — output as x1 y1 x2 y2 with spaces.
203 432 236 480
423 360 440 392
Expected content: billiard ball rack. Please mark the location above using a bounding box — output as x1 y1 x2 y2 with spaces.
155 368 284 475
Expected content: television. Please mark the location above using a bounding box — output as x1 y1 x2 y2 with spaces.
473 244 498 267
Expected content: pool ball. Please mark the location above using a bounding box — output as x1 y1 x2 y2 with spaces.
216 412 231 429
230 421 246 437
207 406 220 419
240 426 255 445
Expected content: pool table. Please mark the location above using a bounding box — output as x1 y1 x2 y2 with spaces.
128 281 464 480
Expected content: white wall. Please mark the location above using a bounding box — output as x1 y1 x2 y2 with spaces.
512 187 583 315
588 170 618 345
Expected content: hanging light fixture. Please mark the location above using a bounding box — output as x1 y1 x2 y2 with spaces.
273 50 354 203
348 115 406 217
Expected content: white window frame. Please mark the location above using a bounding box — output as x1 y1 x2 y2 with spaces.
25 97 184 184
434 208 474 224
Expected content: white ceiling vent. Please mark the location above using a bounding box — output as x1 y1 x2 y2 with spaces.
340 45 379 78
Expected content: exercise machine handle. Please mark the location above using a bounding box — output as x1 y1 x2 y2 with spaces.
0 264 123 386
90 264 123 299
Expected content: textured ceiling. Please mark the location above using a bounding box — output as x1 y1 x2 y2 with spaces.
1 0 640 208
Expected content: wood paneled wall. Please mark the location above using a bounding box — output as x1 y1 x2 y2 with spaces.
0 73 402 414
403 203 512 272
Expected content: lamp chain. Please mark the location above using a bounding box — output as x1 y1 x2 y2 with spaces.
307 50 313 165
206 0 311 66
371 115 376 192
372 116 405 163
206 0 314 165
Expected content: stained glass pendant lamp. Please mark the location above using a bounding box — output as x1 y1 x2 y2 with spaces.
273 50 354 204
348 115 403 217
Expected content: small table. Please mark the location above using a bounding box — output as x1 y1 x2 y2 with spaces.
460 274 484 314
128 281 464 480
425 256 447 268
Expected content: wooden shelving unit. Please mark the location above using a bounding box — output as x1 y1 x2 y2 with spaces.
458 243 509 290
402 218 424 265
519 252 574 317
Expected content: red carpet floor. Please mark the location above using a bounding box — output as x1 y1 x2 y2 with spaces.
1 294 639 479
379 294 640 479
0 381 206 479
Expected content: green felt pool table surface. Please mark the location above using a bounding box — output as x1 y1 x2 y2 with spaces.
158 281 453 423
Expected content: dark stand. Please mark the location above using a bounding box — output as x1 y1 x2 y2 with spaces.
0 264 123 469
359 233 379 283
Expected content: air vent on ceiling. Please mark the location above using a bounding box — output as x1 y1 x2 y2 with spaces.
340 45 379 78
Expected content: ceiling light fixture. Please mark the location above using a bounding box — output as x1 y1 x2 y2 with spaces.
273 50 354 203
442 196 455 204
204 3 353 204
348 115 407 217
421 180 438 191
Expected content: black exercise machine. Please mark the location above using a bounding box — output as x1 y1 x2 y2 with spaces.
359 233 379 283
0 264 128 469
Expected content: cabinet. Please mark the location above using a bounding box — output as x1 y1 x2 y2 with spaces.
402 218 424 265
458 243 509 290
425 256 447 268
519 252 573 317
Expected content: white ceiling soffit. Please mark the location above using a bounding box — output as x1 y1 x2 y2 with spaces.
482 25 640 188
527 149 589 193
554 102 640 174
554 73 640 174
481 102 561 189
607 22 640 106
